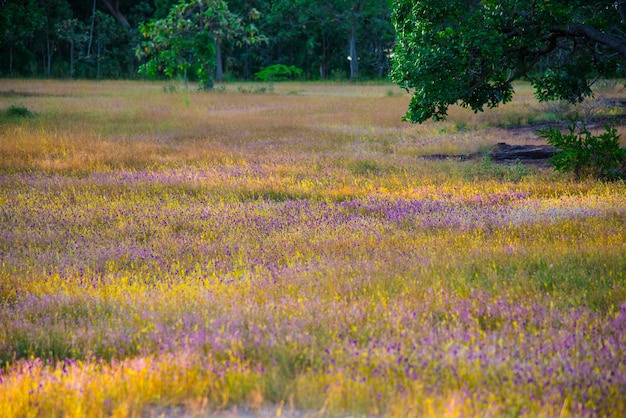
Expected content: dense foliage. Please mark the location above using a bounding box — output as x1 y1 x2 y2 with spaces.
0 0 395 81
137 0 264 89
540 116 626 180
391 0 626 123
253 64 302 82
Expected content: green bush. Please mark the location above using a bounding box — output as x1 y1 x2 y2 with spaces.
254 64 302 82
539 115 626 180
5 105 34 118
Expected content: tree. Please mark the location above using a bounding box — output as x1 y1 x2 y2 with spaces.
359 0 394 78
100 0 131 28
56 18 88 79
0 0 44 76
0 0 394 81
262 0 345 79
93 11 120 78
260 0 393 81
34 0 73 78
343 0 363 80
137 0 264 88
391 0 626 123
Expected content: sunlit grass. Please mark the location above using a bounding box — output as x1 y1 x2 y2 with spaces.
1 79 625 417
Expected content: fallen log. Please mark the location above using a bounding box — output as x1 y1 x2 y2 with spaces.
422 142 624 168
419 143 556 163
489 142 557 162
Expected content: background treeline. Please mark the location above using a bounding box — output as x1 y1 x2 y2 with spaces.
0 0 395 81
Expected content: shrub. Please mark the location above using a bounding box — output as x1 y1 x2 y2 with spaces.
237 85 266 94
254 64 302 82
539 115 626 180
5 105 34 118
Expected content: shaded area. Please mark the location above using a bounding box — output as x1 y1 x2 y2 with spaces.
0 90 66 98
423 113 626 164
420 143 556 164
489 143 557 163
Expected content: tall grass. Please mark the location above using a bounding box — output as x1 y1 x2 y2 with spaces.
1 79 625 417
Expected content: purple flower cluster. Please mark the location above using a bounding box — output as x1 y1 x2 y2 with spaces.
1 168 625 414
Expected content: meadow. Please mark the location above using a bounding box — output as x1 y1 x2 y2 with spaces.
0 79 625 417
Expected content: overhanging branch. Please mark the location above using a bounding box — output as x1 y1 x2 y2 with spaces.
503 33 559 84
101 0 130 28
552 23 626 58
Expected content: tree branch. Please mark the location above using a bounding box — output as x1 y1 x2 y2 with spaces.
100 0 130 28
503 33 559 84
552 23 626 58
619 1 626 25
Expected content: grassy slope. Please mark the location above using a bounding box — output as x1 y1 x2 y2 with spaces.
0 79 625 417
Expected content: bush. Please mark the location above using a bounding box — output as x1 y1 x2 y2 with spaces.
254 64 302 82
237 85 266 94
539 115 626 180
5 105 34 118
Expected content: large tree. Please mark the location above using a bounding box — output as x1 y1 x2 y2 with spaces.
137 0 264 88
391 0 626 123
56 18 88 80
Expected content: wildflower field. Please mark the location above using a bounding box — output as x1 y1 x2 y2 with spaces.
1 79 625 417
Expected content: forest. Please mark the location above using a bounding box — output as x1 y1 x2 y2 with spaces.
0 0 394 82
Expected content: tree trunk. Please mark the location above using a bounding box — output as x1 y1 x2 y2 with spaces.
70 40 74 80
87 0 96 57
215 37 223 83
244 43 249 80
97 39 101 79
349 21 358 80
9 45 14 77
45 39 52 78
100 0 131 28
128 48 134 78
348 2 363 81
320 35 328 79
377 37 384 78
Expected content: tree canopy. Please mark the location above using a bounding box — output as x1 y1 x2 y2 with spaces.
0 0 395 82
390 0 626 123
137 0 264 89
